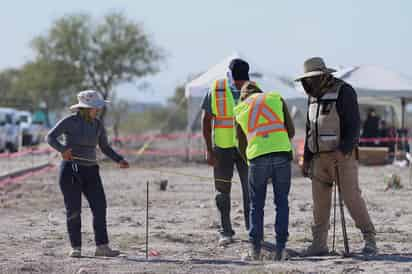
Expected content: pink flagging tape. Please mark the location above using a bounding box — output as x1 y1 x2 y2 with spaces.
148 250 160 257
117 148 204 157
0 148 53 159
359 137 411 142
113 133 202 143
0 164 56 188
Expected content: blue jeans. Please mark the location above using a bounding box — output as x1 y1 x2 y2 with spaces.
248 153 291 252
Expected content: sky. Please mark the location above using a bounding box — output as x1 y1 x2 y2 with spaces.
0 0 411 103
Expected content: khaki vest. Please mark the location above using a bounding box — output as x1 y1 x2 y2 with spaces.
307 83 344 153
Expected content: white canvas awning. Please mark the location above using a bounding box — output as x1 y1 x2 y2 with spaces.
294 65 412 127
335 65 412 99
185 52 304 100
336 65 412 127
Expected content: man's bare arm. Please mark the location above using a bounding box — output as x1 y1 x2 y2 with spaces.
201 111 216 166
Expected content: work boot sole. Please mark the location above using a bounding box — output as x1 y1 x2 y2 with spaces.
299 250 330 257
362 248 378 255
69 251 82 258
95 251 120 257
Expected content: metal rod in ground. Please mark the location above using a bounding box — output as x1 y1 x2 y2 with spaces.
335 166 350 256
146 180 149 260
409 162 412 185
332 182 337 253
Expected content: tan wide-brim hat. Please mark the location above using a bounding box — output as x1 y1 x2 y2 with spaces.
69 90 110 111
295 57 336 81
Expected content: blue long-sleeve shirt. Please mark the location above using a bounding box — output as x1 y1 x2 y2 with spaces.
47 113 124 166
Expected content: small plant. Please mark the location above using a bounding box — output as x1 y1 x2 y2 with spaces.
384 173 403 191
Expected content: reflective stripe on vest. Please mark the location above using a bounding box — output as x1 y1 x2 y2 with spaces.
235 92 292 160
246 94 286 141
211 79 237 148
214 116 235 128
320 91 339 100
215 79 227 117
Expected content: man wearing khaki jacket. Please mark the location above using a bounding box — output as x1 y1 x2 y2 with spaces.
296 57 377 256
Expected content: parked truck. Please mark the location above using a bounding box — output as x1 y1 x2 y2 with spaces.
0 108 23 152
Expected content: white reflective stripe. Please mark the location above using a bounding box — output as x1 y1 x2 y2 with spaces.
216 80 226 115
319 135 337 141
321 91 338 100
214 118 234 127
243 96 255 105
247 123 285 140
248 95 265 129
261 106 277 121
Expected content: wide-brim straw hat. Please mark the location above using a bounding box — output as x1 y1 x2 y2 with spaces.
69 90 110 111
295 57 336 81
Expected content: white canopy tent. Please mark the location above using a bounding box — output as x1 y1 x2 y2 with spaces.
294 65 412 127
185 52 304 99
185 52 304 131
335 65 412 127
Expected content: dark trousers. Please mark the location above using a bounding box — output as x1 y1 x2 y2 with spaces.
213 147 249 237
248 153 291 252
59 161 109 248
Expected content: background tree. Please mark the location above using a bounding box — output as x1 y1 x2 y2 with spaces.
108 98 130 140
12 59 83 113
165 84 187 131
31 12 164 121
0 69 20 97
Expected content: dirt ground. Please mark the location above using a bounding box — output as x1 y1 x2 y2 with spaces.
0 156 412 274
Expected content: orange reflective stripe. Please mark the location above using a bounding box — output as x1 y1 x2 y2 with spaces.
246 94 286 140
214 116 234 128
215 80 223 116
223 79 227 116
214 80 220 116
247 124 286 140
214 79 228 117
214 79 233 128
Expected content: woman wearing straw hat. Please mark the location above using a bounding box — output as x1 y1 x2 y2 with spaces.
47 90 129 258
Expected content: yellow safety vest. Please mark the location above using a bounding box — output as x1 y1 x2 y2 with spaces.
211 79 237 148
235 92 292 160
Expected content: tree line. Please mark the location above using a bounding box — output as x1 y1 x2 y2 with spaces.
0 12 164 123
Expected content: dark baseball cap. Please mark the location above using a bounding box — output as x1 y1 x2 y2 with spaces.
229 59 250 81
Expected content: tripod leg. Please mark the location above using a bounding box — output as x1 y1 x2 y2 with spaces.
335 166 350 256
332 182 337 253
146 181 149 260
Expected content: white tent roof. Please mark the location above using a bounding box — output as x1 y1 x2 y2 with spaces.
293 65 412 126
335 65 412 99
185 52 304 99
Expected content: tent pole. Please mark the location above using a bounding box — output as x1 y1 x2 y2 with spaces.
185 100 192 162
401 98 406 129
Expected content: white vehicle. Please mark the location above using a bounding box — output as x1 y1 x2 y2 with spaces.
30 121 45 145
0 108 23 152
0 112 7 152
18 111 45 146
18 111 32 146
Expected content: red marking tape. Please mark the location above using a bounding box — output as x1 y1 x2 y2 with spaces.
0 164 55 187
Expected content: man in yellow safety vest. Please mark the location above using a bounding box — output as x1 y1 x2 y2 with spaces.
201 59 251 246
235 81 295 261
